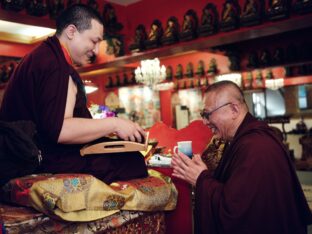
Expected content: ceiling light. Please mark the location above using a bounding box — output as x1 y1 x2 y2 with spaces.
215 73 242 87
265 78 284 90
105 0 142 6
84 80 98 94
0 20 55 44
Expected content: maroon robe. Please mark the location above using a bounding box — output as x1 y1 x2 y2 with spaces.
0 36 147 184
195 113 312 234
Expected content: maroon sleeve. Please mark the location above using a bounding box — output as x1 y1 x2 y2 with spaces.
0 37 70 144
36 64 69 143
195 140 270 233
28 37 70 143
195 170 222 233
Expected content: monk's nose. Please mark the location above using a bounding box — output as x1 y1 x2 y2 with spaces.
202 118 210 125
93 43 100 55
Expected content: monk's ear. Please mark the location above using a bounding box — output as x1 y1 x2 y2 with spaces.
230 103 240 119
64 24 77 40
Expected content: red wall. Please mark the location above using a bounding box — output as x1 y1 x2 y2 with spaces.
2 0 312 128
123 0 221 53
85 50 230 127
159 90 173 126
0 40 37 58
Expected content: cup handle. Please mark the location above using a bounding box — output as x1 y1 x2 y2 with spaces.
173 146 178 155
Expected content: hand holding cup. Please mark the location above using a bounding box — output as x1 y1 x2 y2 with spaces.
173 141 193 158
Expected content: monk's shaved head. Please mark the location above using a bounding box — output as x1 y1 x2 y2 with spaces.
204 80 248 112
205 80 244 102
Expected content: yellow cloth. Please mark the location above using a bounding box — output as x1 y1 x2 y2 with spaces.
29 169 177 221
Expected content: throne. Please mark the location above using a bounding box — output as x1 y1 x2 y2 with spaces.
0 120 214 233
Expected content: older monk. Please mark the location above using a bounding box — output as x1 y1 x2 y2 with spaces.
172 80 312 234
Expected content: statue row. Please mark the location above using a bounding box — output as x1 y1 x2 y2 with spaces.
104 71 271 91
221 40 312 73
0 0 123 34
165 59 219 81
106 73 138 88
1 0 82 17
104 72 212 90
1 0 125 57
105 59 219 89
129 0 312 52
104 62 312 90
246 42 312 69
243 62 312 90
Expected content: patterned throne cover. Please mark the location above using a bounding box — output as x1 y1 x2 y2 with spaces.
0 204 165 234
0 169 177 233
0 120 214 233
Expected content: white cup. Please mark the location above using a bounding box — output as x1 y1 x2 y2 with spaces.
173 141 193 158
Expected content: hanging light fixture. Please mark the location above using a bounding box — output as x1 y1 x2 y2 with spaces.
135 58 166 88
265 78 284 90
215 73 242 87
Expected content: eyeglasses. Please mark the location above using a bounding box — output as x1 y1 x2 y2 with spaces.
200 102 232 120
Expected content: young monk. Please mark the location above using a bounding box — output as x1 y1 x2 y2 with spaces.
0 4 147 184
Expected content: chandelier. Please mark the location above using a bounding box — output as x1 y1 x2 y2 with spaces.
134 58 166 88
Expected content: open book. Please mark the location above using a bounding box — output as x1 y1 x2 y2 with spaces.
80 132 149 156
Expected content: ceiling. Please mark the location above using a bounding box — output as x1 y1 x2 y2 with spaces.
106 0 142 6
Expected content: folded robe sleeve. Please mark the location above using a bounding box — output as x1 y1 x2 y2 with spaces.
36 65 69 143
0 36 71 143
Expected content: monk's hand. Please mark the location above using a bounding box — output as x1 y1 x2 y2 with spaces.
172 152 207 186
114 118 146 142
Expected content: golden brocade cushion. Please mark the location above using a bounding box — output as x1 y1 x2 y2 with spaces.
1 169 177 222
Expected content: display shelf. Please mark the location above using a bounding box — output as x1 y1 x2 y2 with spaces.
78 13 312 74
